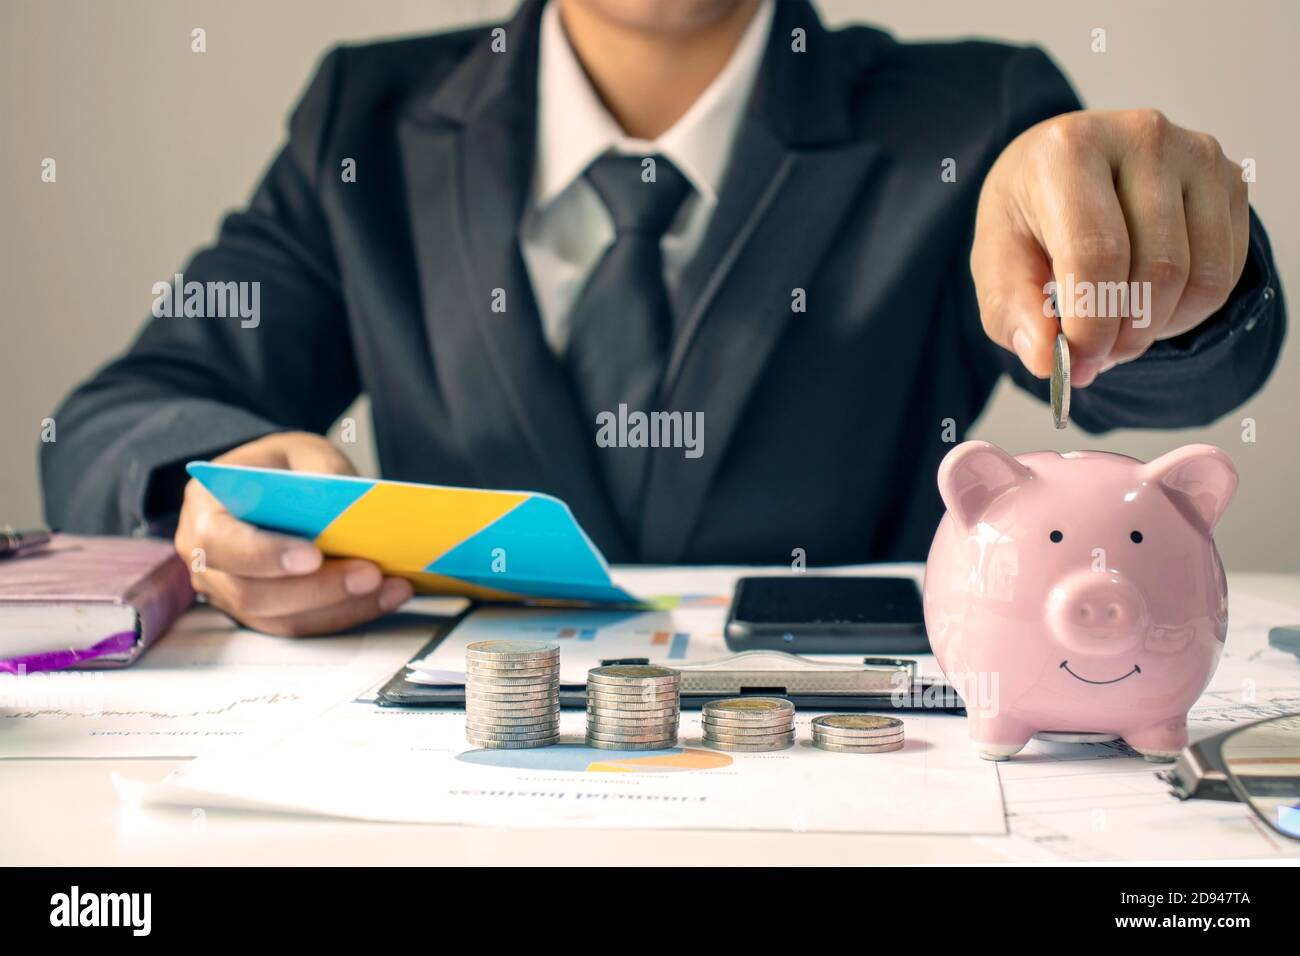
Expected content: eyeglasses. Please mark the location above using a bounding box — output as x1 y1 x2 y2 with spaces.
1160 714 1300 840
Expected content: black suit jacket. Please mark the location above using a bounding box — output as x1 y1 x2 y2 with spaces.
42 0 1284 565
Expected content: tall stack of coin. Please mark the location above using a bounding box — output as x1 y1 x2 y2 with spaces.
585 665 680 750
811 715 904 753
464 640 560 749
701 697 795 751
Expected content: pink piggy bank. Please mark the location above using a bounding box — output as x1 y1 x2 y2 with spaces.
924 441 1237 762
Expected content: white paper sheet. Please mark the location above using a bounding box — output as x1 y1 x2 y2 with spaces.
0 602 454 758
125 702 1007 835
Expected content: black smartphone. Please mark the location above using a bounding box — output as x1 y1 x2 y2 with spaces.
724 575 929 654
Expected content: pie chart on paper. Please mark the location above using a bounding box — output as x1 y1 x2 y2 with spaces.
457 745 732 774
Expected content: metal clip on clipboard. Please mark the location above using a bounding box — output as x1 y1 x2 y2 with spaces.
597 650 962 712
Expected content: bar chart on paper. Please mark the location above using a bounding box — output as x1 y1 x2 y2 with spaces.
546 624 693 659
409 604 737 685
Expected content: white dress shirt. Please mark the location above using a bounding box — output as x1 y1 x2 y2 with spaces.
519 0 775 354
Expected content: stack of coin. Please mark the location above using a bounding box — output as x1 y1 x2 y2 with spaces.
701 697 795 751
585 665 680 751
464 640 560 749
811 714 904 753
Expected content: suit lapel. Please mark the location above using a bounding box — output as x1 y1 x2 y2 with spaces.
398 0 631 559
639 0 884 561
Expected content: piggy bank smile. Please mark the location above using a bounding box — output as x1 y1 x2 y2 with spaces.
924 441 1236 762
1059 660 1141 685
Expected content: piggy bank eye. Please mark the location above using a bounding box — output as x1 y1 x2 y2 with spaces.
1130 530 1143 543
1049 530 1064 543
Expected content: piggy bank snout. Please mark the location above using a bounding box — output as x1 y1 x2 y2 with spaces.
1048 571 1149 656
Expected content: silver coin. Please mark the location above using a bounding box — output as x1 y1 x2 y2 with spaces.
466 654 558 664
587 706 678 720
466 673 559 686
1051 333 1070 429
586 715 680 731
702 722 794 737
586 697 679 710
465 658 559 670
584 687 679 701
586 737 678 750
466 712 560 725
467 681 559 693
464 690 557 703
587 697 678 708
586 738 677 751
703 697 794 718
465 723 561 738
585 704 679 717
466 687 559 698
704 734 795 752
468 705 559 718
467 688 559 699
813 738 905 754
812 730 904 745
465 666 560 679
466 738 561 750
586 690 678 704
704 727 796 743
466 695 559 708
466 684 559 695
466 668 559 682
465 712 561 723
466 640 559 659
587 665 680 685
465 656 561 671
701 714 795 730
588 730 679 744
466 735 560 750
812 715 904 735
467 727 561 740
466 726 563 742
814 731 905 748
467 706 560 720
467 725 562 739
466 713 560 728
586 726 679 740
585 723 679 738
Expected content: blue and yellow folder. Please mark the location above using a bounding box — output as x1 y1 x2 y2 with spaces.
186 463 640 606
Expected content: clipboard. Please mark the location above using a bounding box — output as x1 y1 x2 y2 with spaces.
375 613 964 713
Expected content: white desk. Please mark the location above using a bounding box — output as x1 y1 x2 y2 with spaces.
3 573 1298 866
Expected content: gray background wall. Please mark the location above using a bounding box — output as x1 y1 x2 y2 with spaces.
3 0 1296 568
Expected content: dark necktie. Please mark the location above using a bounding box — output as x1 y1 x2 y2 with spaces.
565 153 693 544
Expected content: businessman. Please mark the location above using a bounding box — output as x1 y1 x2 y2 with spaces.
43 0 1284 635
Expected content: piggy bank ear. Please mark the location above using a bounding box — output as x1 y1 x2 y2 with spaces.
937 441 1031 533
1142 444 1238 535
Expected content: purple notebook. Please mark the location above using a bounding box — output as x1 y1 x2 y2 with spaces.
0 534 194 673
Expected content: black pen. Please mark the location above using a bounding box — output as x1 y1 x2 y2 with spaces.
0 528 52 558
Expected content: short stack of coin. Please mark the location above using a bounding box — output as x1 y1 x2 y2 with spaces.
702 697 795 751
811 715 904 753
464 640 560 749
585 665 680 750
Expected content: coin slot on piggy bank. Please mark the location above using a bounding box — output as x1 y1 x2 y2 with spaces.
923 441 1237 762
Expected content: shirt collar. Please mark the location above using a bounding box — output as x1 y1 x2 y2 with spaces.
532 0 774 210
